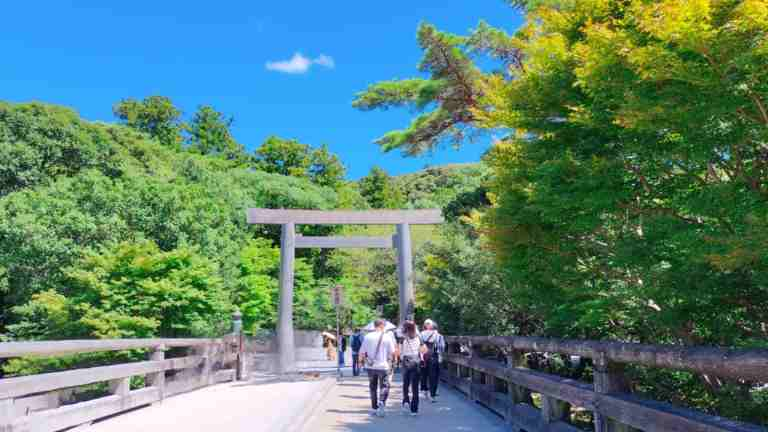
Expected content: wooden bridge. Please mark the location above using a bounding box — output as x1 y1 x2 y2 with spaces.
1 329 766 432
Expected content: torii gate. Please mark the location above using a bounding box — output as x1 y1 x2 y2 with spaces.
247 208 444 373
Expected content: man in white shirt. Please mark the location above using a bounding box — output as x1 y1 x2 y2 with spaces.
360 319 397 417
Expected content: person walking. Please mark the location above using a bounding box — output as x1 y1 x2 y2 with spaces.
386 327 398 387
360 319 397 417
338 333 347 368
399 321 425 416
351 328 363 376
420 319 445 402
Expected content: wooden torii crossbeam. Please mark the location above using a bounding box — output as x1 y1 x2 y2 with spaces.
247 208 444 373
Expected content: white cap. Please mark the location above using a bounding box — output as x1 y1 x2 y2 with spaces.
424 319 435 327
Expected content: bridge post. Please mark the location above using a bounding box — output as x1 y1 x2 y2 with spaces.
505 349 533 430
232 309 246 381
147 345 166 403
395 223 414 324
541 396 571 425
506 350 533 404
0 397 13 430
277 222 297 374
594 354 636 432
108 377 130 397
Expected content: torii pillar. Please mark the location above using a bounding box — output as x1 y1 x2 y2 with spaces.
247 209 444 373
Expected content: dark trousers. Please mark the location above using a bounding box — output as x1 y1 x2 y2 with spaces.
420 359 440 397
352 353 360 376
402 363 420 412
367 369 390 409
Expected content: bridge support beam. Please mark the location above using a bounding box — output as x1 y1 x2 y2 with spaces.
506 350 533 405
277 223 296 374
395 223 414 324
594 354 637 432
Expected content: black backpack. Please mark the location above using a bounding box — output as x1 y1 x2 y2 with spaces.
422 333 438 363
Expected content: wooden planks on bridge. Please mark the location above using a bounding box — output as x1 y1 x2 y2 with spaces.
302 375 508 431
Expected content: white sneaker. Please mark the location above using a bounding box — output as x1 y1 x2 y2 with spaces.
376 406 385 417
410 412 418 417
431 396 438 403
401 402 409 413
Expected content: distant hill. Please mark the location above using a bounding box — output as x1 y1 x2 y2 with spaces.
393 162 490 209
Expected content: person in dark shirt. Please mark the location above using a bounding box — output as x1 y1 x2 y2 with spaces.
350 328 363 376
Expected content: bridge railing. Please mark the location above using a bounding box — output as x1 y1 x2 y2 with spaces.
443 335 768 432
0 336 241 432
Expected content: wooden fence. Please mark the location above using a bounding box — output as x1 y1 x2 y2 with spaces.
442 335 768 432
0 336 243 432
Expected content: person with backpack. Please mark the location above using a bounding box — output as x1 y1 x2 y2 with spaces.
351 328 363 376
420 319 445 402
360 319 397 417
399 320 426 416
339 333 347 368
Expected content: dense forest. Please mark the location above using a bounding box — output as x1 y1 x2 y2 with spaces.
353 0 768 424
1 0 767 425
0 97 482 356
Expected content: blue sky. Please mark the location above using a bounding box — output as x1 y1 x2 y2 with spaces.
1 1 523 179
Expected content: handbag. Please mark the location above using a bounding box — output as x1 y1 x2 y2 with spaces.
402 355 420 369
364 332 385 368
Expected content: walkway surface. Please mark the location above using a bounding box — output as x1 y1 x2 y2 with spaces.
86 375 334 432
84 371 506 432
301 374 508 432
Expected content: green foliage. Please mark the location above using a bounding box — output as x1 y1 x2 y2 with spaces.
236 238 376 333
9 241 228 340
354 1 768 423
0 101 339 338
0 102 121 197
184 105 247 162
235 238 280 331
113 96 182 148
254 135 311 177
358 166 405 209
393 163 491 209
477 0 768 347
352 79 446 112
418 222 537 336
254 136 346 189
352 24 484 155
308 144 346 189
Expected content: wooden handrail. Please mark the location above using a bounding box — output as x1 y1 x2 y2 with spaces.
0 356 204 399
0 337 240 432
443 335 768 432
442 353 765 432
0 337 230 359
446 335 768 382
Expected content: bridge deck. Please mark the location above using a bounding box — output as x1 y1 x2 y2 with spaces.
82 372 506 432
85 375 332 432
302 374 507 432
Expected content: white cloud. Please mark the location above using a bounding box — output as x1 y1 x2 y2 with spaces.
266 53 312 74
313 54 335 69
265 52 335 74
